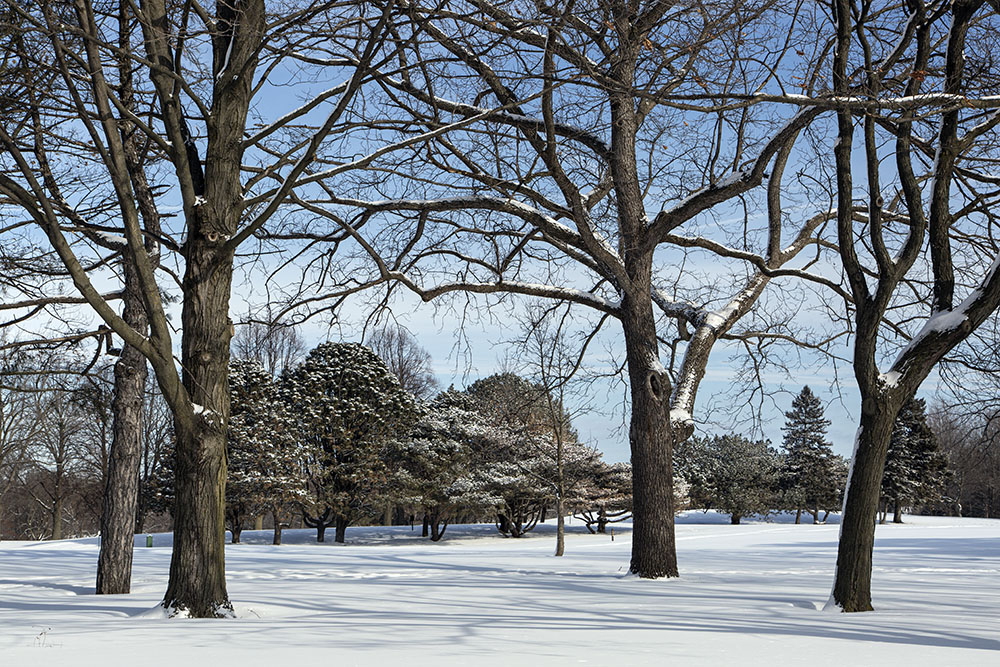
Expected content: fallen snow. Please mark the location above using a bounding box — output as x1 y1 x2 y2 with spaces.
1 513 998 665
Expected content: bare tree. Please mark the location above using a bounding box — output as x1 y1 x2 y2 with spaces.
366 323 438 399
289 0 830 577
0 0 404 616
824 0 1000 612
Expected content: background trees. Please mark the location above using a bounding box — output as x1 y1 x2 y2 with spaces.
780 387 842 524
881 398 950 523
226 360 307 545
285 343 419 544
683 434 780 525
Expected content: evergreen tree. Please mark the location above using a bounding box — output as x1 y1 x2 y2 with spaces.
226 360 307 545
881 398 951 523
780 386 840 523
282 342 419 543
689 434 780 524
388 389 496 541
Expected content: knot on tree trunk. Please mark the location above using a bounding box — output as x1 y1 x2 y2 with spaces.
646 369 669 402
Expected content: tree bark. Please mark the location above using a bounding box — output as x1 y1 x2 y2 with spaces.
272 509 283 546
622 303 678 578
832 399 899 612
254 515 263 531
555 497 565 557
51 492 63 541
795 508 801 524
334 516 348 543
422 513 430 537
96 329 145 590
161 235 236 616
731 514 741 525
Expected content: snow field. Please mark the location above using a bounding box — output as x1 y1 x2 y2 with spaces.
0 513 997 666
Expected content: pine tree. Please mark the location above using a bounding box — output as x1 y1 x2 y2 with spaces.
881 398 951 523
226 360 307 545
686 434 779 524
780 386 840 523
388 389 495 541
282 342 419 543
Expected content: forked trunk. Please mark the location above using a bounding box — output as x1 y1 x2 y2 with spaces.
832 398 900 612
622 306 678 579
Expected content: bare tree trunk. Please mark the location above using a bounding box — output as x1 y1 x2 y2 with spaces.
422 513 430 537
334 516 348 543
272 509 283 546
254 515 263 531
96 297 147 592
832 401 898 612
731 514 741 525
96 5 157 593
795 508 801 524
51 493 63 541
555 497 565 557
893 499 903 524
622 305 678 578
162 238 236 616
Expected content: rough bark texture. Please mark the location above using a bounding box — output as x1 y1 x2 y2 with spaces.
622 301 678 578
162 238 236 617
833 397 900 612
95 286 147 593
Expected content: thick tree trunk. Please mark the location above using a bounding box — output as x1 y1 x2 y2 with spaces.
334 516 348 544
254 515 263 531
163 420 230 617
795 508 802 524
231 525 242 544
731 514 741 525
832 398 899 612
622 308 678 578
422 513 430 537
893 499 903 524
429 513 447 542
161 236 235 617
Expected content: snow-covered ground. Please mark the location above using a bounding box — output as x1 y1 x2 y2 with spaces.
1 512 997 665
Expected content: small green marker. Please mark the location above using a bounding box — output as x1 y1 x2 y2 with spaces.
146 534 153 548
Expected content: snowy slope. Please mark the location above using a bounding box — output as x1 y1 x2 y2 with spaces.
0 513 997 666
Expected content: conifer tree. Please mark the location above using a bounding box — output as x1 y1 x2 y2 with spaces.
881 398 951 523
781 386 840 524
226 360 307 545
282 343 419 543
